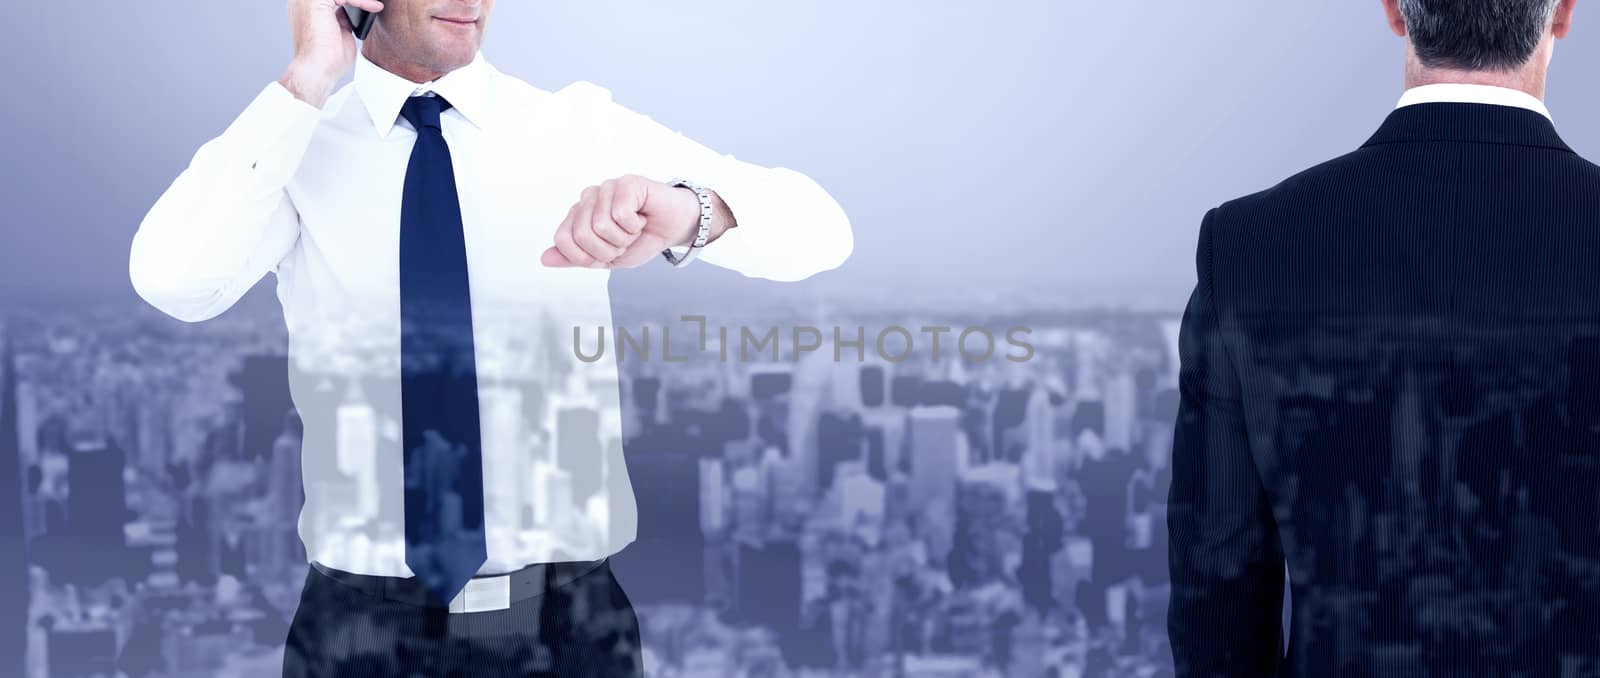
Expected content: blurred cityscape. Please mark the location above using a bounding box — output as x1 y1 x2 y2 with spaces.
0 296 1185 678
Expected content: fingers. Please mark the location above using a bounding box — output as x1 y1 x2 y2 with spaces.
540 246 570 267
610 178 649 236
545 177 649 269
335 0 385 12
607 231 671 269
550 197 600 268
574 183 627 260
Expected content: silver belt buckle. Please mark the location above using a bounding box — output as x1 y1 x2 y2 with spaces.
448 574 512 613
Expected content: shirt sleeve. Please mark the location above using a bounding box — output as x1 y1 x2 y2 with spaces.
558 82 853 282
129 81 321 323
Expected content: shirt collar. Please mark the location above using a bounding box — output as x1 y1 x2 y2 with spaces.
1396 83 1552 122
354 50 494 138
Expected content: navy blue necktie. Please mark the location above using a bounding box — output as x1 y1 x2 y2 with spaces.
397 94 487 606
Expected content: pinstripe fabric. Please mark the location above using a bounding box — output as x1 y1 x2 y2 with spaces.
1168 102 1600 677
283 559 643 677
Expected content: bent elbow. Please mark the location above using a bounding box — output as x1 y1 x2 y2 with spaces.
128 227 228 324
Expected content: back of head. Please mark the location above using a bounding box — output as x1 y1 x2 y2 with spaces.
1398 0 1562 70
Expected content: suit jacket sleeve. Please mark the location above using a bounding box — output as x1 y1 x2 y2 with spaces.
1167 207 1286 677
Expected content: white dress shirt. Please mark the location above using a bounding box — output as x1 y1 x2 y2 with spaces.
129 51 852 577
1396 82 1553 121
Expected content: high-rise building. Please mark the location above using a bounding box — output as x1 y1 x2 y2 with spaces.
1071 399 1106 441
859 364 887 409
951 464 1019 588
230 355 293 462
133 385 175 473
861 408 904 478
1104 371 1138 451
828 460 885 547
64 435 132 585
1022 386 1057 492
554 405 602 506
698 457 725 536
480 386 525 536
0 326 28 678
1072 331 1100 396
787 352 834 501
828 359 864 412
614 422 705 604
531 459 571 528
908 405 961 562
816 411 864 492
863 425 887 482
265 410 306 575
993 384 1031 463
335 379 378 524
730 460 768 547
737 540 802 649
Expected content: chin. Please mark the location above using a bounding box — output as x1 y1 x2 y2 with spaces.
427 48 477 71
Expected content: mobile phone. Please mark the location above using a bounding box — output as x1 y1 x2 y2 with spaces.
344 6 378 40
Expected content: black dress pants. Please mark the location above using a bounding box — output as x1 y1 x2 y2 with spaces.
282 558 644 677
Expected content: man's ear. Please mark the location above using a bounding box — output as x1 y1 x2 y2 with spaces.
1553 0 1578 39
1381 0 1408 37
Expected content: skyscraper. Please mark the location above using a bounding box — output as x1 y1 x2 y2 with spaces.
0 325 28 678
554 405 602 507
335 378 378 524
1104 371 1138 452
615 419 706 605
230 355 293 462
480 386 526 536
1022 385 1057 492
907 405 961 563
265 410 306 576
65 436 131 585
816 411 864 492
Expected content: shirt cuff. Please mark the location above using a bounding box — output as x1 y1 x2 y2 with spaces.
697 183 759 265
693 168 852 282
219 81 326 186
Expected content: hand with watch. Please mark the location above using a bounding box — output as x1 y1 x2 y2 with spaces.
540 175 730 270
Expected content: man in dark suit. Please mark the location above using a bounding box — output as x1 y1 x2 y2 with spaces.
1167 1 1598 676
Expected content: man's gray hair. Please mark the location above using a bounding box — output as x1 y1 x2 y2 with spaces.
1398 0 1562 70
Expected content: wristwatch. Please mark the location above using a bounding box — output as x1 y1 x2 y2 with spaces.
661 178 713 268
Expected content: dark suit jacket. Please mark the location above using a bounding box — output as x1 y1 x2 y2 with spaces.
1168 101 1600 677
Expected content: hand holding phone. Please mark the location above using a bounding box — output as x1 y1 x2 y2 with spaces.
278 0 384 108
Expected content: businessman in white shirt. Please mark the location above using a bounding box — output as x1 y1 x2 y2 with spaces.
127 0 852 675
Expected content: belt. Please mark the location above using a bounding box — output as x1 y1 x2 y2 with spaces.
310 558 608 614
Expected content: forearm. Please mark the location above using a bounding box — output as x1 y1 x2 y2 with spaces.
692 168 853 282
556 81 853 281
277 59 343 109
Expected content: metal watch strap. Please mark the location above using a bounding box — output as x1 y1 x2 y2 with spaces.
661 178 713 268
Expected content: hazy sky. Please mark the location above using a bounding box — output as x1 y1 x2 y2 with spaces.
6 2 1599 310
